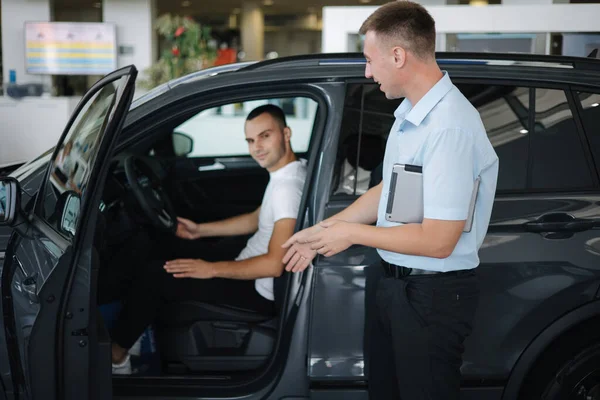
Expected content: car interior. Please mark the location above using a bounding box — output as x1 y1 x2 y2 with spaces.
91 96 321 378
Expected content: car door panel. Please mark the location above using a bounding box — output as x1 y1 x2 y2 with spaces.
2 65 137 400
461 194 600 379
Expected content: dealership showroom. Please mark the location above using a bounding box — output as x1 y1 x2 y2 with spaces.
3 0 600 399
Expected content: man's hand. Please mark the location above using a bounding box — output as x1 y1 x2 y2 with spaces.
164 258 215 279
283 242 317 272
282 224 324 248
307 220 355 257
176 217 201 240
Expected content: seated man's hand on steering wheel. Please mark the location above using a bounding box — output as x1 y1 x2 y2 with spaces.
176 217 202 240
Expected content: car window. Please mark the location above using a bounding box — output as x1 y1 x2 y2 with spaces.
577 91 600 175
531 88 593 190
173 97 318 158
39 76 128 237
464 84 529 191
331 82 594 198
331 83 397 196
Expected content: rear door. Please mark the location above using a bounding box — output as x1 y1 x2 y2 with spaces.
1 66 137 400
307 78 600 394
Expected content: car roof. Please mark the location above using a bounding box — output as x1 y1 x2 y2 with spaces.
129 51 600 111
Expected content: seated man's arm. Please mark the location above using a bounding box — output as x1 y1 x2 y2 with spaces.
177 207 260 240
211 218 296 279
165 218 296 279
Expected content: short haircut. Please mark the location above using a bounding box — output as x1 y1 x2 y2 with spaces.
359 1 436 61
246 104 287 129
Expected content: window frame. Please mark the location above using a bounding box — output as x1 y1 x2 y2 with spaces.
119 84 329 167
171 97 320 159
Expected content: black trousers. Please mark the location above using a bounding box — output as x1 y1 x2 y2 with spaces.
102 235 275 349
366 263 479 400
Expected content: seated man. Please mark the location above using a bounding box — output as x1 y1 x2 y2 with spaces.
110 104 307 374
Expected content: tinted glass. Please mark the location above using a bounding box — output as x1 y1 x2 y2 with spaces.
333 83 593 198
578 92 600 176
40 76 128 236
531 89 593 189
458 84 529 191
333 83 397 196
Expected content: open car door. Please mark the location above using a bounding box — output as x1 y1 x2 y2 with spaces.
1 66 137 400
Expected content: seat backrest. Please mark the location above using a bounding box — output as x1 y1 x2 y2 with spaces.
335 134 386 195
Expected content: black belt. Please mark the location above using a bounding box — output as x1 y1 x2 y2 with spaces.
381 260 469 279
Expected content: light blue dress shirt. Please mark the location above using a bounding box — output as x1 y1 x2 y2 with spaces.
376 72 499 272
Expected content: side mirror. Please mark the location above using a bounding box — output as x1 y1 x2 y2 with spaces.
172 132 194 157
57 191 81 237
0 177 21 226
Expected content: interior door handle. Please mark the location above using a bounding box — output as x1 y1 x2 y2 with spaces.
198 162 225 172
13 255 39 304
524 213 595 233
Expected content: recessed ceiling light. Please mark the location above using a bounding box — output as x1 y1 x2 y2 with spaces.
182 0 191 7
591 103 599 107
359 0 371 3
263 0 274 5
519 129 528 134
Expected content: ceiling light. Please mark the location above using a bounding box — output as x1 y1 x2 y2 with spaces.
469 0 488 6
591 103 599 107
519 129 528 134
263 0 274 5
182 0 191 7
359 0 372 3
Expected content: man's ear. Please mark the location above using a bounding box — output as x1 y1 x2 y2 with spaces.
392 46 406 69
283 126 292 142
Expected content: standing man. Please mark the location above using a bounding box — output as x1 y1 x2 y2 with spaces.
282 1 499 399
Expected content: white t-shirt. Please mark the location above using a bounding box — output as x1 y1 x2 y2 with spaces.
235 159 307 301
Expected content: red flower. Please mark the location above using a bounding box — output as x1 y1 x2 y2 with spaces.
174 26 185 37
172 46 180 57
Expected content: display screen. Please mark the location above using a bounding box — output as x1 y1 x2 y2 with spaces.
25 21 117 75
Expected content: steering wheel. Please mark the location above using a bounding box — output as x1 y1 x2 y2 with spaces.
124 155 177 234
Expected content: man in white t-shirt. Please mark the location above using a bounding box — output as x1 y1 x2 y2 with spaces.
110 104 307 373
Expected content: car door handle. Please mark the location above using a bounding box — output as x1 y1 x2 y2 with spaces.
524 213 595 233
198 162 225 172
13 255 39 304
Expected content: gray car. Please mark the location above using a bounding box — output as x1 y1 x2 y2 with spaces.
1 52 600 400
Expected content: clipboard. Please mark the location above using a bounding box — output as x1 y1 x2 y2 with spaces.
385 163 480 233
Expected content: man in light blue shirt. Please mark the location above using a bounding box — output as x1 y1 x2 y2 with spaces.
282 1 498 399
376 71 498 272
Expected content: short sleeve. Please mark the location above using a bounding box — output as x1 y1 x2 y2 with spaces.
270 179 303 222
423 128 474 221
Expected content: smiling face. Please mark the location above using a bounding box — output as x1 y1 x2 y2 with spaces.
244 112 292 172
363 31 406 100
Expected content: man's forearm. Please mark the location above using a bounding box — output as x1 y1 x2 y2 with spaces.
327 182 382 225
199 208 259 237
211 254 281 280
350 220 462 259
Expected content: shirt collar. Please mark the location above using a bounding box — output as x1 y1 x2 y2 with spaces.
393 71 453 129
